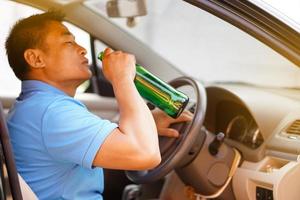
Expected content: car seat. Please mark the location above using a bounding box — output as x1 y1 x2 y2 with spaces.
0 102 37 200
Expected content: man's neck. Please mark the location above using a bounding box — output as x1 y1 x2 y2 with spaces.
24 77 79 97
45 80 78 97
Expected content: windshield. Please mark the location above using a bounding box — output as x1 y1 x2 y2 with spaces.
85 0 300 89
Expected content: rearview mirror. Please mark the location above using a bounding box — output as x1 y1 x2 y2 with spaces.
106 0 147 18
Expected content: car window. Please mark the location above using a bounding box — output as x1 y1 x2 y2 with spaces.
0 1 93 96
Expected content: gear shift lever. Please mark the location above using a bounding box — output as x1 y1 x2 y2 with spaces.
208 132 225 156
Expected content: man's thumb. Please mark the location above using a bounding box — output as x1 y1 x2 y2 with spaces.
158 128 179 138
104 47 113 57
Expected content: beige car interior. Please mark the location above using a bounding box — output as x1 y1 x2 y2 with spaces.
1 0 300 200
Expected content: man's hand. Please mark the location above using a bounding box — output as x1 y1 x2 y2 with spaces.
102 48 136 84
152 109 193 138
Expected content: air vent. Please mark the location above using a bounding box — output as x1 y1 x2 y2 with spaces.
286 120 300 135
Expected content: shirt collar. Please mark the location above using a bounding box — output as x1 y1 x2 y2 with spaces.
21 80 67 97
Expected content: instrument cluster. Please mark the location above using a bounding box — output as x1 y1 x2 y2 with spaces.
215 100 264 149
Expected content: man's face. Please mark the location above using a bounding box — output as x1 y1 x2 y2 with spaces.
41 21 91 86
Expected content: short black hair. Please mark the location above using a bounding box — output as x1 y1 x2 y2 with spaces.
5 10 65 80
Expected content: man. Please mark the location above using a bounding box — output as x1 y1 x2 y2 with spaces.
5 11 192 199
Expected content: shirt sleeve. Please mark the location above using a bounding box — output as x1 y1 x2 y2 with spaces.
41 97 118 169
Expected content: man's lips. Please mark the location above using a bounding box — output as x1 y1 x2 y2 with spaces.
82 59 89 65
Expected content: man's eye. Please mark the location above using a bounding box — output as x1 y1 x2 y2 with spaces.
66 41 74 45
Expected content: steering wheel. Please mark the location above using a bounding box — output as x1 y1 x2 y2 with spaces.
126 76 207 183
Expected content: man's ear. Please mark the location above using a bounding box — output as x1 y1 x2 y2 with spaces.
24 49 46 69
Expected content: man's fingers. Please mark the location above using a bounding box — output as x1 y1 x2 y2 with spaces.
158 128 179 138
184 110 194 118
175 111 193 123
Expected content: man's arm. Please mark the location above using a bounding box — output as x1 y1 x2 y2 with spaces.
93 48 161 170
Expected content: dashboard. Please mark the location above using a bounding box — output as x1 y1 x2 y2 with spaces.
202 84 300 200
202 84 300 161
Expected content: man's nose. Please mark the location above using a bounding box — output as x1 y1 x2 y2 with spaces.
78 45 87 55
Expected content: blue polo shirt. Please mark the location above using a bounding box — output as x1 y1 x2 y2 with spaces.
7 80 118 200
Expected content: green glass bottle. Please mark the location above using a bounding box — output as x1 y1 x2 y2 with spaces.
98 52 189 118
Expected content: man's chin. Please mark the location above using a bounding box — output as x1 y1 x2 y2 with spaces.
82 70 92 80
80 75 91 83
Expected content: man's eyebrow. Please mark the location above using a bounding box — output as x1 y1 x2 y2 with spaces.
62 31 75 39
